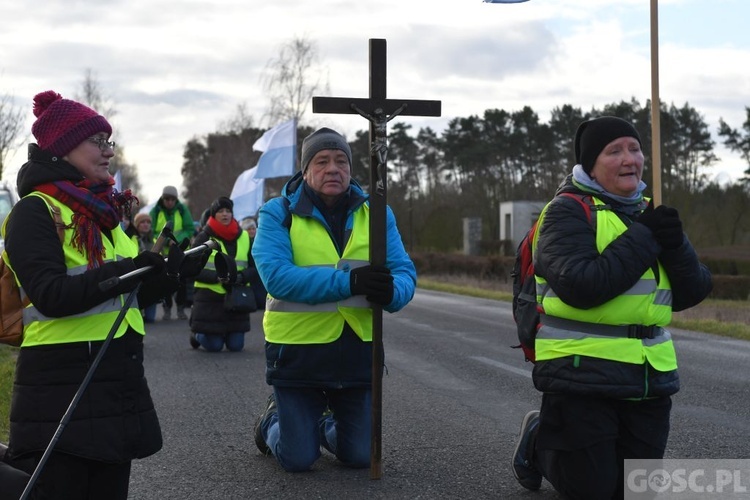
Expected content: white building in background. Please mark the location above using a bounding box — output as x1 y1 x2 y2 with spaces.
499 201 545 250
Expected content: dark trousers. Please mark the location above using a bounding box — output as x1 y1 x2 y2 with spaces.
10 452 132 500
535 393 672 500
0 461 30 500
163 282 188 308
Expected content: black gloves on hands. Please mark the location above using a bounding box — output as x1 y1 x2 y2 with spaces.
171 244 211 281
637 200 683 250
636 200 660 232
214 252 238 286
133 251 165 276
350 265 394 306
653 206 683 249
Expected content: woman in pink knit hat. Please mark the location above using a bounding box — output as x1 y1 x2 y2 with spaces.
0 90 191 499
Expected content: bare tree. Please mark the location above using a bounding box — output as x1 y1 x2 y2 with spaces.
75 68 117 119
217 103 256 134
75 69 143 198
0 90 26 180
260 35 329 126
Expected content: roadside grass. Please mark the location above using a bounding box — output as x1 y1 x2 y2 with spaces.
0 346 16 442
1 279 747 442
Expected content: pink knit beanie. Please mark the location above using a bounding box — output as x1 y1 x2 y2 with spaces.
31 90 112 157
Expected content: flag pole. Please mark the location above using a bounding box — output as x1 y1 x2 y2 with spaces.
650 0 662 206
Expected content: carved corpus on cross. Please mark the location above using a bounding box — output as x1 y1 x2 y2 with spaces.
313 38 441 480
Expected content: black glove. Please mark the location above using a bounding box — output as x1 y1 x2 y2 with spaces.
350 265 394 306
166 244 185 277
214 252 238 285
133 251 165 276
637 200 661 232
654 206 683 250
179 247 212 281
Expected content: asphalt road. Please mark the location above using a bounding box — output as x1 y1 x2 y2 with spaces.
127 290 750 499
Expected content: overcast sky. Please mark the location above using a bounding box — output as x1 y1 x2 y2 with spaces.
1 0 748 204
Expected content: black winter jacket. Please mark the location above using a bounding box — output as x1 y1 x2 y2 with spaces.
189 226 259 335
531 177 712 399
5 145 171 462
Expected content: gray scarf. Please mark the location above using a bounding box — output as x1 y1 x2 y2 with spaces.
571 164 647 216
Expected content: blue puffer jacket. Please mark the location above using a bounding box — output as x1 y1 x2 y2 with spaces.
252 173 417 388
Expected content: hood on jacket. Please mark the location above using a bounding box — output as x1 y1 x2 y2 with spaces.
16 144 85 197
280 171 368 214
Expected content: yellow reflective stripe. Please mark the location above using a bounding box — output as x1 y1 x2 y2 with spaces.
544 278 659 299
23 294 139 324
537 325 671 346
266 295 370 312
654 289 672 306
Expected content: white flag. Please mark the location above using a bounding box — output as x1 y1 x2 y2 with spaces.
230 166 265 220
113 170 122 192
253 119 297 178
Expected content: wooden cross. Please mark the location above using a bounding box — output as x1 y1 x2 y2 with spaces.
313 38 441 480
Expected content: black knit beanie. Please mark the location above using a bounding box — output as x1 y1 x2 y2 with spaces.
574 116 642 174
301 127 352 173
210 196 233 217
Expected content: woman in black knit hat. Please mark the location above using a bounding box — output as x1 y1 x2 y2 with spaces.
510 116 712 499
189 196 260 351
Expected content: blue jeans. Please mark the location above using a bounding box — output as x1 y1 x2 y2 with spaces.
195 332 245 352
142 304 157 323
260 386 371 472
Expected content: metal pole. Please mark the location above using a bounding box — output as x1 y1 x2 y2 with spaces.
650 0 662 206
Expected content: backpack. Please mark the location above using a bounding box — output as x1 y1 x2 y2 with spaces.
511 193 594 363
0 201 65 346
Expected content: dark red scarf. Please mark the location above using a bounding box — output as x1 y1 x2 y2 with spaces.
34 178 139 268
206 216 241 241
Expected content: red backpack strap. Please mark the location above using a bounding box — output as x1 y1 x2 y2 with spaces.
557 192 594 224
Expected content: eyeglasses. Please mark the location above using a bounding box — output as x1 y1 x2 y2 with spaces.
87 136 116 152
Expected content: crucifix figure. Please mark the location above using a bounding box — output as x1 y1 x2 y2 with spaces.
313 38 441 479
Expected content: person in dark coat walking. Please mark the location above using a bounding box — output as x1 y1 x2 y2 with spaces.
189 196 260 352
0 90 198 499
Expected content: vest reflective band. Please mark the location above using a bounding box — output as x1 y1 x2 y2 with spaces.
17 192 145 347
263 206 372 344
194 232 251 295
534 196 677 371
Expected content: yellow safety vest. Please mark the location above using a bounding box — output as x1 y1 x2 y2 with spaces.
11 192 145 347
153 209 185 255
534 196 677 372
194 231 251 295
263 206 372 344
